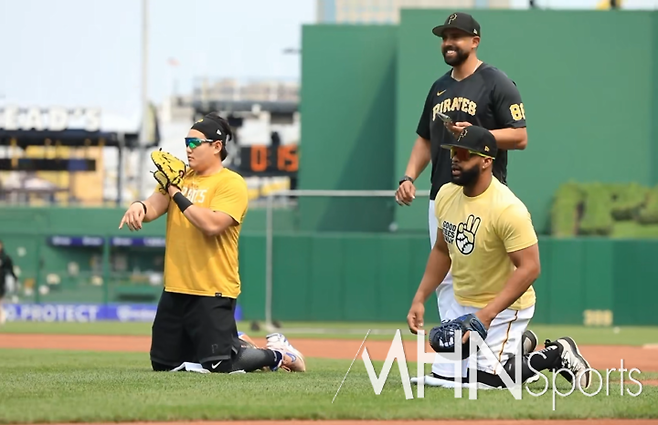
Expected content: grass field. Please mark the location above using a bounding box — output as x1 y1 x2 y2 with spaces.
4 321 658 345
1 322 658 423
0 349 656 423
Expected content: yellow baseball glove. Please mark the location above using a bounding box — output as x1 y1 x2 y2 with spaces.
153 170 169 195
151 149 187 193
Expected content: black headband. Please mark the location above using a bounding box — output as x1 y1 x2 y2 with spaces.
191 115 226 142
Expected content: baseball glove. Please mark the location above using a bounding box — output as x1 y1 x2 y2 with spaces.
151 149 186 193
428 313 488 359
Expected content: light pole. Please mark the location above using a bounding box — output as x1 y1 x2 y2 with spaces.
137 0 149 199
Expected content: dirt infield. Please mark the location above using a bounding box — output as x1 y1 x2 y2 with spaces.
1 333 657 372
44 421 658 425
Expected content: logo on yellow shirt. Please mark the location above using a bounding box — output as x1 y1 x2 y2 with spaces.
444 214 481 255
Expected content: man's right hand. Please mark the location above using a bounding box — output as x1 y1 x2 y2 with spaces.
407 301 425 334
119 202 146 231
395 181 416 206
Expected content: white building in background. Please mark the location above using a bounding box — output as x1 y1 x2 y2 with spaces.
153 78 301 202
160 78 300 148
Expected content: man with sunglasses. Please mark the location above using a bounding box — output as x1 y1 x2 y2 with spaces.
395 11 536 383
119 112 306 374
406 126 592 391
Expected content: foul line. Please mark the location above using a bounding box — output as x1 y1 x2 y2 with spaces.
332 329 371 404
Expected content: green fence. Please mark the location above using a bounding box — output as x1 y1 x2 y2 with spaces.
239 234 658 326
3 225 657 325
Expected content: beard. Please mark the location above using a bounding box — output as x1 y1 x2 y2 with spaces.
451 163 481 186
442 45 469 67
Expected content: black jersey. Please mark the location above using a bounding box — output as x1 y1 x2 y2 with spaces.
416 62 526 200
0 250 15 285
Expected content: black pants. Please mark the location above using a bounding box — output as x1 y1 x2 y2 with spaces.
150 290 242 367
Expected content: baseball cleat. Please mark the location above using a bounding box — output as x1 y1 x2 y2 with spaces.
546 337 592 390
266 333 306 372
521 330 541 384
522 329 538 355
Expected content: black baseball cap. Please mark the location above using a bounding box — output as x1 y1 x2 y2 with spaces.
190 112 227 142
440 126 497 159
432 12 481 38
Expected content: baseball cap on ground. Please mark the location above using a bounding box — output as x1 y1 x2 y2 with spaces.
440 126 497 159
432 12 481 38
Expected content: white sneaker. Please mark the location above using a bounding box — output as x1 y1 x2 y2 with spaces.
266 333 306 372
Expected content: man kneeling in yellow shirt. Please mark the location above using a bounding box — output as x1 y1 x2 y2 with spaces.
119 112 304 373
407 126 592 391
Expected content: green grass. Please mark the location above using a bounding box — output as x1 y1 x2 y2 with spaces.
0 349 655 423
3 321 658 345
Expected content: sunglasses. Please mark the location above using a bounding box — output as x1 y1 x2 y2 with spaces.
450 147 490 161
185 137 217 149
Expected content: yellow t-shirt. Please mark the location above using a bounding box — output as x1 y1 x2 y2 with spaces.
160 167 248 298
435 177 538 310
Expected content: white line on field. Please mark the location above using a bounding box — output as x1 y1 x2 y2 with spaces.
643 343 658 349
332 329 371 404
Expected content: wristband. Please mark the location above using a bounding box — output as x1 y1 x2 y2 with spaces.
132 201 147 215
399 175 414 186
173 192 193 213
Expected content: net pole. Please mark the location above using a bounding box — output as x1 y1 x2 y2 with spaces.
265 192 274 331
261 189 431 329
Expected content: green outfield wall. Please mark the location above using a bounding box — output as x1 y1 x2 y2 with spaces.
1 206 656 325
0 206 294 304
298 25 399 233
394 9 658 234
299 11 658 235
238 234 658 326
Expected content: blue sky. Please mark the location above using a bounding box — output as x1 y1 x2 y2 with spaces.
0 0 315 117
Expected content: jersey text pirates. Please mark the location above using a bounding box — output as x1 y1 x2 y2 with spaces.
416 63 526 200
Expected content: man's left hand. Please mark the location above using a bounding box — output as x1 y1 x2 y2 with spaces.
475 309 495 330
460 310 494 344
445 121 473 139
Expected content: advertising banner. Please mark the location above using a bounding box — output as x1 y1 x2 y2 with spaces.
4 303 242 322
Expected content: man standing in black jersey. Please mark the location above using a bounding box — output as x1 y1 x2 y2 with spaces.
394 12 532 382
